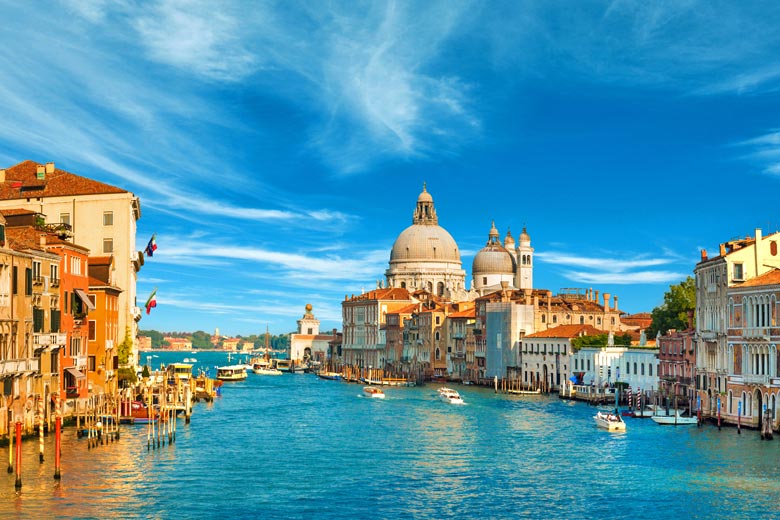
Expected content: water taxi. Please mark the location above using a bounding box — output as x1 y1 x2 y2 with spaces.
317 371 343 381
166 363 194 382
594 411 626 432
438 387 465 405
253 363 282 375
215 365 248 381
363 386 385 399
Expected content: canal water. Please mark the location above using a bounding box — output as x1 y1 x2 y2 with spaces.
2 350 779 519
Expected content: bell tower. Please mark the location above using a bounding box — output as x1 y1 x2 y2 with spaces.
515 226 534 290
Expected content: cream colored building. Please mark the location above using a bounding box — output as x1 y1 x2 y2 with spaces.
0 161 142 366
695 228 780 418
289 304 339 364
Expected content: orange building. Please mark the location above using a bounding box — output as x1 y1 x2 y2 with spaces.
88 255 122 396
46 239 92 399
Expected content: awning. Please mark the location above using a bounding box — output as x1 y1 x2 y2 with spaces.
65 367 85 379
74 288 96 311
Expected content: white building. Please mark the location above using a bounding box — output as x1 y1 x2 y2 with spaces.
289 304 338 364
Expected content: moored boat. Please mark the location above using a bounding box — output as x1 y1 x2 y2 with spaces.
438 387 465 405
317 371 343 381
363 386 385 399
166 363 194 382
216 365 248 381
594 411 626 432
651 412 698 426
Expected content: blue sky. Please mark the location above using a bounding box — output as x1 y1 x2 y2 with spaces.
2 1 780 336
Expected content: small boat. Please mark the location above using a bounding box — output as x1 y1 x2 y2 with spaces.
317 371 343 381
253 363 282 376
506 388 541 395
594 411 626 432
651 412 698 426
438 387 465 405
362 377 415 387
363 386 385 399
215 365 248 381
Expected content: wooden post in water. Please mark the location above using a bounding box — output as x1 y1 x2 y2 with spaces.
14 421 22 489
54 396 62 480
38 396 44 463
7 409 13 473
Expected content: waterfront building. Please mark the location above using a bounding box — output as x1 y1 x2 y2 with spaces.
342 287 414 368
445 305 475 382
384 185 468 300
657 319 696 404
87 256 122 396
694 228 780 419
289 304 339 365
137 335 152 350
572 338 658 394
384 303 418 372
164 337 193 351
723 269 780 429
521 324 604 392
0 161 143 366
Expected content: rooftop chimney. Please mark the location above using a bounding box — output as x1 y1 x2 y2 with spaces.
755 228 763 276
0 169 5 182
613 295 618 311
45 162 55 174
603 292 611 312
719 243 726 256
36 165 45 179
701 249 708 261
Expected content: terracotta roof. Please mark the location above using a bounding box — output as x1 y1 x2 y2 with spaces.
525 324 607 339
388 303 419 315
89 256 113 266
1 160 128 199
449 308 476 318
345 287 412 302
736 269 780 287
0 208 37 216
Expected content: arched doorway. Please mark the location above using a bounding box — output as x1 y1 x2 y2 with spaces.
754 388 763 428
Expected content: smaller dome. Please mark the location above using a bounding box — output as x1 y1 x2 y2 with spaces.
418 183 433 203
504 228 515 249
519 226 530 243
472 223 515 275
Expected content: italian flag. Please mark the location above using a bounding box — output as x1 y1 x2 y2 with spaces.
145 289 157 314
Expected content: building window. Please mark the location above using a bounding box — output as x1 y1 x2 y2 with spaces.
435 331 440 340
482 277 487 285
641 364 645 376
50 264 59 286
307 327 313 334
103 211 113 226
552 315 557 324
435 316 441 325
541 315 546 323
70 337 81 358
733 263 744 281
649 364 653 376
88 356 96 372
60 213 70 226
25 267 32 295
103 239 113 254
88 320 97 341
579 316 584 324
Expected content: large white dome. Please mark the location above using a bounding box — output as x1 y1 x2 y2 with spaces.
390 224 461 263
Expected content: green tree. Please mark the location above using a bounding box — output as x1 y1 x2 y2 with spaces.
571 333 632 351
191 330 213 350
648 276 696 338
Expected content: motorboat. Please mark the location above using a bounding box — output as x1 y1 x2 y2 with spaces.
594 411 626 432
215 365 248 381
253 363 282 375
651 412 698 426
363 386 385 399
317 371 343 381
438 387 465 405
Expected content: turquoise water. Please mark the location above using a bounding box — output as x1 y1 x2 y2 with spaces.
2 350 780 519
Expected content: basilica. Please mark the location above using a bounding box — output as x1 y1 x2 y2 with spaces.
384 184 535 298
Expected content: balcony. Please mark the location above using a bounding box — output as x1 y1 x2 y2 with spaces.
133 306 143 321
742 328 771 341
33 275 44 285
33 332 68 348
730 374 770 385
0 357 40 374
51 277 60 288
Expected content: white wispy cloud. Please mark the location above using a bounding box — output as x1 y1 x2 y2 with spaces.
562 270 689 285
733 130 780 176
536 252 673 272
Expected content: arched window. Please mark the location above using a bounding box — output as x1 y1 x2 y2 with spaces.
435 331 440 341
435 347 441 360
579 316 584 324
437 282 445 296
400 281 406 289
728 390 733 414
552 315 558 324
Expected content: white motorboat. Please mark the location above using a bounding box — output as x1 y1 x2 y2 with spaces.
253 363 282 376
363 386 385 399
651 412 698 425
594 411 626 432
438 387 465 405
215 365 248 381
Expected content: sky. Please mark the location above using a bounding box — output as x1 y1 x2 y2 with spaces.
1 1 780 337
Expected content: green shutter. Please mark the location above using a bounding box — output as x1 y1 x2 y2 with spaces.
25 268 32 295
51 310 61 332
